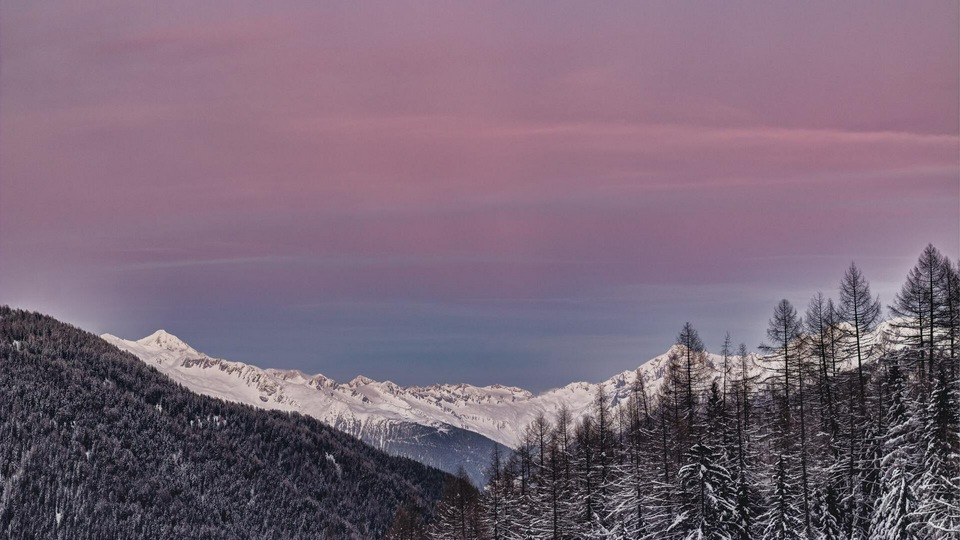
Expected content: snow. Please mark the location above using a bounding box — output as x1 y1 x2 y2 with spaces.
101 322 896 449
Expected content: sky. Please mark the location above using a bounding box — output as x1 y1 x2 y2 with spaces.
1 1 958 392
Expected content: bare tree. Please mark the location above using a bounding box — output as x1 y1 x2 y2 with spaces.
838 262 882 409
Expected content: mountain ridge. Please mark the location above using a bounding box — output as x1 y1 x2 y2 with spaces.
101 330 726 450
102 321 897 482
1 307 449 539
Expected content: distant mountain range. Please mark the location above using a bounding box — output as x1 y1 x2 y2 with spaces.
102 329 731 483
103 322 896 484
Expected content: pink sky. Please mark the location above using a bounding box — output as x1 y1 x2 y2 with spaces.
2 1 958 390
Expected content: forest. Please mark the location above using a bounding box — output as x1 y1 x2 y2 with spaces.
0 307 449 539
0 243 956 540
411 244 960 540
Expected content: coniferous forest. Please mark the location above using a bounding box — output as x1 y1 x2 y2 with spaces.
3 1 957 538
1 244 957 540
415 244 960 540
0 307 450 539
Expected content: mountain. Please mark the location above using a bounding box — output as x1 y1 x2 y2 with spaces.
0 307 449 539
103 322 898 485
100 330 727 484
102 330 511 485
103 329 732 446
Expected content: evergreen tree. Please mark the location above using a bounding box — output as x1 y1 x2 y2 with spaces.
387 504 428 540
867 362 922 540
0 307 450 540
761 455 805 540
915 368 960 539
671 442 742 540
810 486 844 540
428 468 483 540
733 469 760 540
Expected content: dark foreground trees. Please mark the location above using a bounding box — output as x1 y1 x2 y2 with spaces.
0 308 449 539
417 244 959 540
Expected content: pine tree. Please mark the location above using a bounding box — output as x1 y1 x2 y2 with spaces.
733 469 760 540
730 343 761 540
671 441 742 540
386 504 428 540
428 468 483 540
867 362 921 540
915 368 960 539
543 416 573 540
575 414 597 530
810 486 843 540
760 454 804 540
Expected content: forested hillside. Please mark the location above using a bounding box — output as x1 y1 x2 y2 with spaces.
418 244 960 540
0 307 449 539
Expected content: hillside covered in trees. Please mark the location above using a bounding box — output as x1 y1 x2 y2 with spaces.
417 244 960 540
0 307 450 539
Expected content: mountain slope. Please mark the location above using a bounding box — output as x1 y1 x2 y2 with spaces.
102 330 509 484
102 321 898 485
0 307 449 539
103 330 728 449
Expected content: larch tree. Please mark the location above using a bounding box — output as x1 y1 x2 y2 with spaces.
838 262 882 410
867 362 922 540
760 299 811 535
760 299 803 435
721 332 734 407
806 292 839 439
481 445 506 540
676 323 707 447
890 244 948 384
940 259 959 378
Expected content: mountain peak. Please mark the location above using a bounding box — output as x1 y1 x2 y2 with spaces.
136 329 194 352
348 375 376 387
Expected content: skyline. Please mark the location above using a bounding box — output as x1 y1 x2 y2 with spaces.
2 1 958 392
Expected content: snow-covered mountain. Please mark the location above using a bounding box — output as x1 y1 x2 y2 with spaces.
102 331 687 447
99 329 685 481
102 322 896 483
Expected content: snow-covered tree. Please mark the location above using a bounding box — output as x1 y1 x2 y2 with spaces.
914 369 960 539
670 441 742 540
760 455 804 540
838 262 882 409
867 362 922 540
